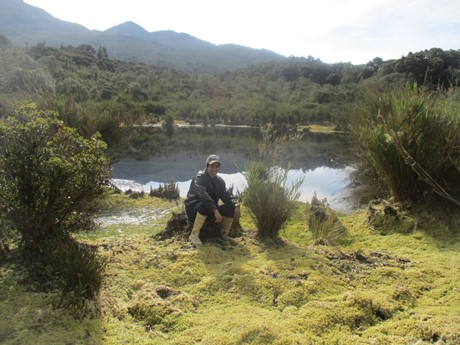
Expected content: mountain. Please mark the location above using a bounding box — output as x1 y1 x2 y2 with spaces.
0 0 88 39
103 21 153 40
0 0 286 72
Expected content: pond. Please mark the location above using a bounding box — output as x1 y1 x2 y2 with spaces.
110 128 358 213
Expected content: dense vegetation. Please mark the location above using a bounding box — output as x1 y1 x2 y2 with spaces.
1 35 458 155
2 34 459 149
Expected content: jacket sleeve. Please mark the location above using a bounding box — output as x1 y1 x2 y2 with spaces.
219 178 236 206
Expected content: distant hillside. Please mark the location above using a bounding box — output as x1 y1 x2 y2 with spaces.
0 0 88 38
0 0 286 72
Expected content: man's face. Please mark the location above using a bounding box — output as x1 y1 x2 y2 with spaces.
206 162 220 177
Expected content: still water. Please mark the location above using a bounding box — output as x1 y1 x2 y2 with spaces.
111 151 356 213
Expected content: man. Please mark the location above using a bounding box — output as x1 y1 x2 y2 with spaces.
184 154 241 246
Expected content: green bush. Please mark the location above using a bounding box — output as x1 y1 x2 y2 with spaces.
0 102 110 257
242 161 303 240
352 84 460 206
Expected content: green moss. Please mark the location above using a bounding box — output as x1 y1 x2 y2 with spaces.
1 195 459 344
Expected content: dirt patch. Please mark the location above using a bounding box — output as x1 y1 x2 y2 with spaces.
314 247 412 280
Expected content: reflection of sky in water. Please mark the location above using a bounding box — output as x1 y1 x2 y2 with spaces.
112 165 355 213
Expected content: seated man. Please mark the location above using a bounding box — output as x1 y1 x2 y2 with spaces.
184 154 241 246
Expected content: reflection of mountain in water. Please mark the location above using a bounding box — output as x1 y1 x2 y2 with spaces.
111 127 353 184
111 152 251 184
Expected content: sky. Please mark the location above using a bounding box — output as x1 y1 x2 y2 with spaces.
23 0 460 64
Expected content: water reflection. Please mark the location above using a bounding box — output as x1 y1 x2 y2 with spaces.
110 128 357 213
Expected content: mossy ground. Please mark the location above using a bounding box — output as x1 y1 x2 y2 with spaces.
1 193 459 344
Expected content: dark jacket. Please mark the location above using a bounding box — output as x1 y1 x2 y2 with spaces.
184 170 235 213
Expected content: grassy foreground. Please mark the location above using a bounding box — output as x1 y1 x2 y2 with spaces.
0 193 459 345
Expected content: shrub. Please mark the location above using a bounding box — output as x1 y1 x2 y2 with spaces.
149 182 180 200
0 102 110 257
351 84 460 206
125 189 145 199
0 45 55 94
241 161 303 240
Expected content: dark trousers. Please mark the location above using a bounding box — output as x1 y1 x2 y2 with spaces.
186 202 235 222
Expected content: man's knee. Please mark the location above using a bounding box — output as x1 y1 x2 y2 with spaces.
218 204 235 218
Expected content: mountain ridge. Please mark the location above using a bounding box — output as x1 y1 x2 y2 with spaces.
1 0 286 72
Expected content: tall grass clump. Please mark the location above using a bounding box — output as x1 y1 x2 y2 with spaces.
306 193 347 245
241 161 303 241
52 238 107 300
351 84 460 206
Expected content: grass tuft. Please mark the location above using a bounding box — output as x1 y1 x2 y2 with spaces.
306 193 347 245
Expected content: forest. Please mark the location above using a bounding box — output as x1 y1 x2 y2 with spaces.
1 33 459 149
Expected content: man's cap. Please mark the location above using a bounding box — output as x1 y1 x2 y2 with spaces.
206 154 221 165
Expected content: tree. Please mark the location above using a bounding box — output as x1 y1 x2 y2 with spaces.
163 113 175 137
0 102 110 257
97 46 109 60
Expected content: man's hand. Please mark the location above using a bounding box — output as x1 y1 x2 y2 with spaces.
214 209 222 223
